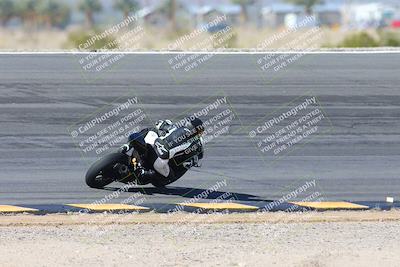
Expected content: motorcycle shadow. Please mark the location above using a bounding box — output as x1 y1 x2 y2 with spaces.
102 186 268 202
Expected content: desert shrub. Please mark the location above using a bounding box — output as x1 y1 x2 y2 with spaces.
213 29 238 49
339 32 379 48
378 31 400 47
65 30 118 51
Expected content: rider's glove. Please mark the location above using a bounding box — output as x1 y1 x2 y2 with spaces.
119 144 130 153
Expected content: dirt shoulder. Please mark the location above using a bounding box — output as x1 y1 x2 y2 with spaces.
0 211 399 267
0 210 400 226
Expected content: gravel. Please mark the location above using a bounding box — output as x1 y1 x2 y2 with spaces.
0 216 399 267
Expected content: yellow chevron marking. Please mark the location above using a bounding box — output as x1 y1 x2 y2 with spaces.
178 202 258 210
67 204 149 211
290 201 369 210
0 205 38 213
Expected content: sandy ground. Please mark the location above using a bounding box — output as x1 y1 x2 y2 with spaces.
0 211 399 267
0 27 354 51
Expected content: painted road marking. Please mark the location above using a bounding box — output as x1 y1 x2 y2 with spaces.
2 51 400 55
290 201 369 210
0 205 39 213
178 202 259 210
67 204 150 211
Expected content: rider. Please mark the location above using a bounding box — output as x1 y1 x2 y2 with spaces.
126 117 204 182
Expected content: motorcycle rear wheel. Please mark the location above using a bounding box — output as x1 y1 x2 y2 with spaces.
150 171 182 187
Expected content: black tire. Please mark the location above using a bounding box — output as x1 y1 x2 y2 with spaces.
85 153 130 189
150 167 186 187
151 178 177 188
151 172 180 187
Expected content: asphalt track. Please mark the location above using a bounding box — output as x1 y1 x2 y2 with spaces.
0 53 399 206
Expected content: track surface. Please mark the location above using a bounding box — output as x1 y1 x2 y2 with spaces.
0 53 399 204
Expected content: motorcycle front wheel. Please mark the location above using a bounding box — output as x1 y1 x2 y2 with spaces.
85 153 130 189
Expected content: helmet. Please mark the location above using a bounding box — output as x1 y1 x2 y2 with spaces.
155 119 173 130
155 119 175 136
188 117 204 135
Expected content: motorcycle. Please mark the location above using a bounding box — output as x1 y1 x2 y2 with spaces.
85 130 192 189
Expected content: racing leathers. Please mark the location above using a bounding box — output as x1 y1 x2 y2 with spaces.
128 119 204 182
152 122 204 179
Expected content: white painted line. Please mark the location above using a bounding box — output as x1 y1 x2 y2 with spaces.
0 50 400 55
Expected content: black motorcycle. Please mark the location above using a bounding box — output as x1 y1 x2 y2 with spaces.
85 130 191 189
